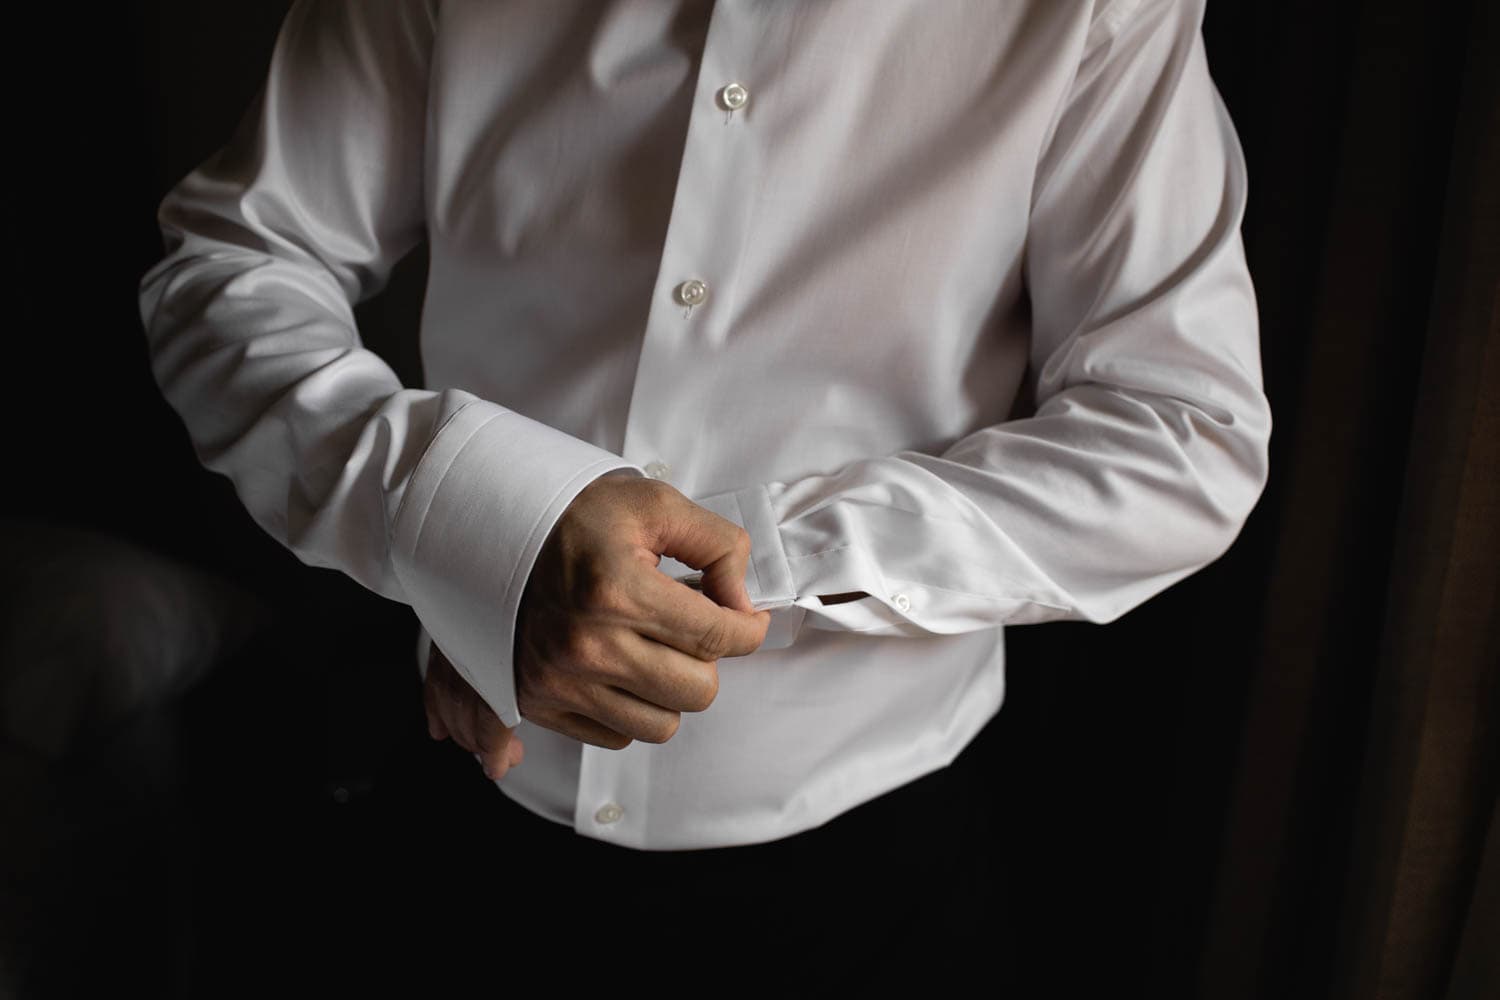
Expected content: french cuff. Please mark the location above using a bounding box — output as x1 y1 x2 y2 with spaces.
695 482 941 641
390 398 642 726
652 484 800 649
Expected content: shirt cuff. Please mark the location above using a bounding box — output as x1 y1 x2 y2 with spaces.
681 482 934 646
390 397 642 726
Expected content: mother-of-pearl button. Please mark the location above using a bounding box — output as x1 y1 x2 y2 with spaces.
674 279 708 307
717 82 749 111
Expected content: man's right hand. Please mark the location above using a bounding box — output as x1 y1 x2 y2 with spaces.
514 474 772 750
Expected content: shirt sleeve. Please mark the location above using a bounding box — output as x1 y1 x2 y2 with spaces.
137 0 640 727
692 0 1272 648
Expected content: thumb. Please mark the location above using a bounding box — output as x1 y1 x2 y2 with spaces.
647 496 757 614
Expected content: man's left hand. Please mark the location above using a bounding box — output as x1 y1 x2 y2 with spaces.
424 641 525 781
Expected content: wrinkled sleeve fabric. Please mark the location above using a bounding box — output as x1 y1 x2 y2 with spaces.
137 0 639 726
696 0 1272 645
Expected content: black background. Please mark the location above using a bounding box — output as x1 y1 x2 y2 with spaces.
2 1 1488 996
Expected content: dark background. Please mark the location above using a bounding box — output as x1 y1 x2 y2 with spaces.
2 1 1495 997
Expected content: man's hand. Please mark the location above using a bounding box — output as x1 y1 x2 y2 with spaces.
515 474 771 749
425 641 524 781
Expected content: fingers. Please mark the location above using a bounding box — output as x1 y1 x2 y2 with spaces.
521 597 740 723
525 659 685 745
423 663 450 741
438 660 480 750
473 708 524 781
632 568 771 661
425 641 524 779
591 684 687 744
509 476 776 754
529 709 638 751
606 628 721 712
645 490 757 613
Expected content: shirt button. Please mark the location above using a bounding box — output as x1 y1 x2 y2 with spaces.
892 593 912 613
594 803 624 825
643 460 671 480
674 279 709 308
717 82 749 112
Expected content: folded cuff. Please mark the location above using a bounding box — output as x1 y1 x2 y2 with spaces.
391 397 641 726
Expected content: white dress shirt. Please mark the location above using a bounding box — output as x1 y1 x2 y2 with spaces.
139 0 1271 850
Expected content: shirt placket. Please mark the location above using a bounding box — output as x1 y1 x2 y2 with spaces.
575 0 787 846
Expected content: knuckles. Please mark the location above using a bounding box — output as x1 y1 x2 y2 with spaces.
684 667 720 713
635 475 675 505
558 627 606 671
694 618 731 661
520 656 576 708
572 567 633 617
595 731 634 751
637 712 682 745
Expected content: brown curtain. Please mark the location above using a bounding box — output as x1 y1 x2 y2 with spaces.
1196 0 1499 996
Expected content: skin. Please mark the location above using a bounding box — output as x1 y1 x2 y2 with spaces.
423 474 773 780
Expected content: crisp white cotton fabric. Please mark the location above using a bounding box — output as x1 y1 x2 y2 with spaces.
139 0 1270 850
